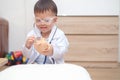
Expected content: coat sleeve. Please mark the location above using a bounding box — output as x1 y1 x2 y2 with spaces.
22 30 39 64
22 45 39 64
51 31 69 60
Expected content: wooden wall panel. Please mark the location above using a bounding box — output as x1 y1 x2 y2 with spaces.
0 25 2 57
56 16 119 68
65 35 118 62
0 18 9 57
56 16 118 34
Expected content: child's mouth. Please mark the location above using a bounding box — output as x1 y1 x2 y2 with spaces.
40 27 47 30
41 27 47 29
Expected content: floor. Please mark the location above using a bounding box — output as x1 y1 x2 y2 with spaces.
86 66 120 80
0 64 120 80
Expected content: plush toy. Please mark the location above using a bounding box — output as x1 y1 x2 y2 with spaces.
34 38 50 53
6 51 28 66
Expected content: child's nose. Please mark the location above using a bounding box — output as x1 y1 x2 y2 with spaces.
40 21 46 25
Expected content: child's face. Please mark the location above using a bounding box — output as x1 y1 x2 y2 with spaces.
35 11 57 34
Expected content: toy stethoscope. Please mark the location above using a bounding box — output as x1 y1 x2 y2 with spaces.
33 24 57 64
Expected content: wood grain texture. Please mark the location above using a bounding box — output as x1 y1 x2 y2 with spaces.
0 58 8 68
56 16 119 67
86 64 120 80
56 16 118 34
65 35 118 61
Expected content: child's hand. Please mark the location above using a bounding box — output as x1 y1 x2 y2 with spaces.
34 38 51 55
25 36 35 49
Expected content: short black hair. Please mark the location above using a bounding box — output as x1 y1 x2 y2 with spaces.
34 0 57 16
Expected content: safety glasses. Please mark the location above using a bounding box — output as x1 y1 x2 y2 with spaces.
35 17 55 25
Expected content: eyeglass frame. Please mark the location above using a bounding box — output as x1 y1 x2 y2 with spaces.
35 17 56 25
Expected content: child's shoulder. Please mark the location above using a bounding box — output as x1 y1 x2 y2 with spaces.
54 26 64 34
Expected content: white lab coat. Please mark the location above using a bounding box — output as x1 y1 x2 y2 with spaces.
22 25 69 64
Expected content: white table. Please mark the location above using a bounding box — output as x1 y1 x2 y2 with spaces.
0 63 92 80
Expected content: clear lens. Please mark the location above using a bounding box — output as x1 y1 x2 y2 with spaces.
35 17 55 25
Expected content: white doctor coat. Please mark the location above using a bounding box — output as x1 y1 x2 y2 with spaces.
22 25 69 64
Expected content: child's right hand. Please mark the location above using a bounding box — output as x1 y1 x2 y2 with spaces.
25 36 35 49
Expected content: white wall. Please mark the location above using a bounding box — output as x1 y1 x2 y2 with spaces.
25 0 37 33
0 0 120 62
54 0 119 16
0 0 26 51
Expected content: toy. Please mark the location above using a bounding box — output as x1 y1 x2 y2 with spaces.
6 51 28 66
34 38 50 53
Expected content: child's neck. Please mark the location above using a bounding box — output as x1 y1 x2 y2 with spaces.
41 30 51 39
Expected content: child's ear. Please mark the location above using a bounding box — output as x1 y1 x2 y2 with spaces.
54 17 57 22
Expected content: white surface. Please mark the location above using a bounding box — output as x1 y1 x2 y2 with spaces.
0 64 92 80
0 0 26 51
54 0 119 15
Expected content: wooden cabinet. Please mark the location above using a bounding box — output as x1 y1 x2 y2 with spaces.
57 16 119 68
0 18 9 57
